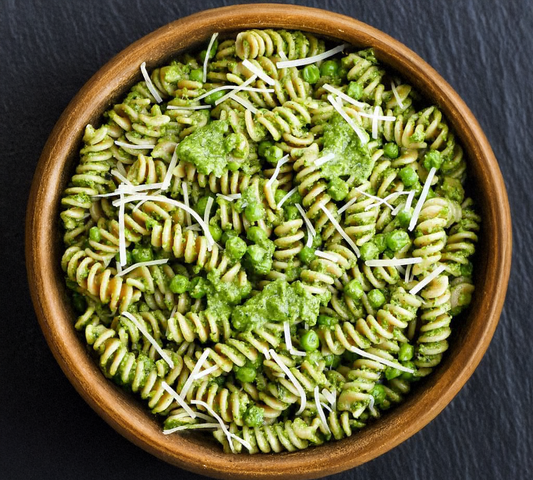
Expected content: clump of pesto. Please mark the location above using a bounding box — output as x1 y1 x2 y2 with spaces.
177 120 230 177
320 113 374 183
231 279 320 332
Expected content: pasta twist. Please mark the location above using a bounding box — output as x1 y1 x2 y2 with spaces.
235 29 325 60
266 219 305 283
343 51 386 104
343 181 379 246
414 271 452 375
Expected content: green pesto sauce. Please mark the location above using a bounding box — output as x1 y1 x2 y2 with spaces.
204 270 252 321
177 120 229 176
231 279 320 332
320 113 374 182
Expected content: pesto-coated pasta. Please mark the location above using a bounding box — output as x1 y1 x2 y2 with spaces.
60 29 480 454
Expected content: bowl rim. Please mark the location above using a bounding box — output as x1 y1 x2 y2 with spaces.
26 3 512 479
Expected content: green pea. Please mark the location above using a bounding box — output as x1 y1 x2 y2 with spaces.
368 289 386 309
199 39 218 62
327 178 349 201
208 224 222 242
399 166 418 187
169 274 190 294
189 277 208 299
189 68 203 82
221 229 238 245
203 90 225 105
302 64 320 84
300 330 319 351
397 208 413 228
298 246 316 265
247 244 266 263
386 230 410 252
344 279 364 300
360 242 379 261
423 150 443 171
400 361 416 381
227 161 240 172
246 245 272 275
89 226 101 242
306 350 322 365
245 203 265 222
235 365 257 383
258 140 274 157
318 314 338 328
373 234 387 253
132 247 153 263
385 366 402 380
383 142 399 159
284 205 299 220
324 354 341 369
195 196 211 216
247 226 268 246
72 292 87 314
371 384 387 405
243 405 264 427
346 81 363 100
399 343 414 362
264 145 284 165
274 188 287 205
226 236 247 261
320 59 339 77
460 262 473 277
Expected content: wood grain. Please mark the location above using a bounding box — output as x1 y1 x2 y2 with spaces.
25 4 512 479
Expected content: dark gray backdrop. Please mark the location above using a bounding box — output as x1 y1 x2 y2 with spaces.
1 0 532 479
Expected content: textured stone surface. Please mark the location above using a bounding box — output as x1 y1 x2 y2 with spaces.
1 0 532 478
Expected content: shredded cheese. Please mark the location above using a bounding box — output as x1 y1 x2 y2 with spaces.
110 169 134 187
181 182 192 226
166 104 211 110
121 312 175 369
345 344 414 373
327 94 369 145
314 152 336 167
140 61 163 104
184 224 202 232
191 400 252 452
113 194 216 249
314 386 331 434
276 43 348 69
115 140 155 150
409 265 446 295
214 75 258 106
266 155 289 188
315 250 339 263
404 264 413 283
391 80 405 109
242 59 276 85
372 106 379 139
194 84 274 103
202 33 219 83
116 258 169 277
217 193 241 202
322 83 367 108
405 190 416 211
161 381 197 420
164 423 220 434
203 196 214 234
118 191 127 267
193 364 219 380
319 205 360 257
408 167 437 231
276 186 298 209
161 146 179 191
365 257 422 267
337 195 358 215
283 321 306 357
355 187 394 210
295 203 316 248
227 93 259 114
180 349 211 398
269 349 307 415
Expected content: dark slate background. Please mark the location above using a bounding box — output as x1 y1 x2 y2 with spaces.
1 0 532 478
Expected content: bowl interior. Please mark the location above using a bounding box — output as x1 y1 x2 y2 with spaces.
26 4 512 479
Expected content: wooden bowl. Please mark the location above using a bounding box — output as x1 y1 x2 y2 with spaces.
26 4 512 479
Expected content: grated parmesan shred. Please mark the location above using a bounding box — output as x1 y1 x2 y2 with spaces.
365 257 422 268
121 312 175 369
161 381 197 419
202 33 219 83
409 167 437 231
276 43 348 69
314 386 331 434
266 155 289 188
140 62 163 104
319 205 360 257
116 258 169 277
409 265 446 295
327 95 369 145
295 203 316 248
242 59 276 85
269 349 307 415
